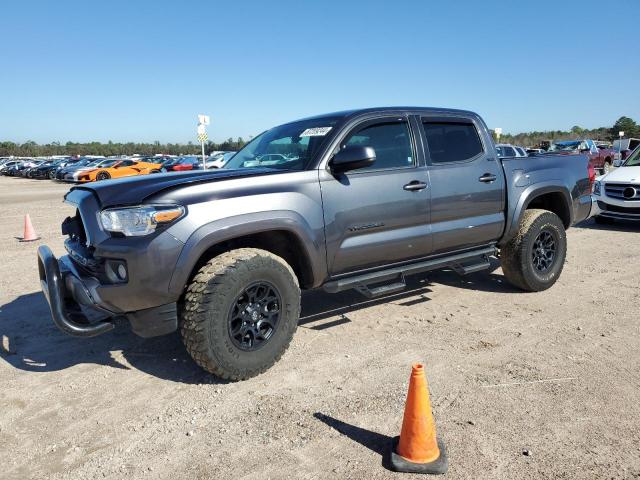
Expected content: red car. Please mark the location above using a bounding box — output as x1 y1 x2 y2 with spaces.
549 139 616 174
162 156 204 172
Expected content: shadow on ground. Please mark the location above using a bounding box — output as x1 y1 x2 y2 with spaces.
313 412 393 470
574 217 640 233
1 263 517 382
0 291 218 384
300 259 517 327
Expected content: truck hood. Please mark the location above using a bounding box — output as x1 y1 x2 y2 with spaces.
68 168 281 207
601 166 640 183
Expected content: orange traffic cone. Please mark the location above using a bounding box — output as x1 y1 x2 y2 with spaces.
20 214 40 242
389 363 448 474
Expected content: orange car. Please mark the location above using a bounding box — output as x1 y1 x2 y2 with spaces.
75 159 163 182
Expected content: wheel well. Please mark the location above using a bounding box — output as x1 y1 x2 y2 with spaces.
526 192 571 228
191 230 315 289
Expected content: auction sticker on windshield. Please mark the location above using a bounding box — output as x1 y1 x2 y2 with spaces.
300 127 332 137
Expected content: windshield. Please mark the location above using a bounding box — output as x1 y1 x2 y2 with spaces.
623 148 640 167
549 141 580 152
224 117 341 171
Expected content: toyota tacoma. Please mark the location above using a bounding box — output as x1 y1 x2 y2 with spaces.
37 107 595 380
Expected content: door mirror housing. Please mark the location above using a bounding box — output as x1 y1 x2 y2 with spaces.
330 145 376 173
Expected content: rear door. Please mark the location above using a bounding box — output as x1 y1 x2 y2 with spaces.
419 115 505 254
320 115 432 275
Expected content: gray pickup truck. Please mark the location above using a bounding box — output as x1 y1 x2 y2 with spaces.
38 107 594 380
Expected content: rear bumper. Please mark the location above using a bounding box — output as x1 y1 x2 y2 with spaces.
37 245 178 338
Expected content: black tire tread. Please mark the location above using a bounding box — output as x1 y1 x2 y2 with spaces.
180 248 300 381
500 209 566 292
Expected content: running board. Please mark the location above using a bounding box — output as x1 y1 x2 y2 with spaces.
451 258 492 276
323 246 496 294
356 278 406 299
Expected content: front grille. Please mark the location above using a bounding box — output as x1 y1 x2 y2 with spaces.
598 201 640 215
604 183 640 201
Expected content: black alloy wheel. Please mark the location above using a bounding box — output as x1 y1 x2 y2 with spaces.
531 230 556 272
227 281 281 351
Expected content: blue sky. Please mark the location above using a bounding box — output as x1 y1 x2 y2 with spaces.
1 0 638 143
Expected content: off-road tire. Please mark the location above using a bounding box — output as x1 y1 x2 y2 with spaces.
96 171 110 181
500 209 567 292
180 248 301 381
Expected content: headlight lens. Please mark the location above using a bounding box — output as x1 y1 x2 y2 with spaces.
99 205 184 236
593 181 601 195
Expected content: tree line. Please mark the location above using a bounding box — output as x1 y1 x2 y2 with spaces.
0 137 248 158
495 116 639 147
1 116 638 157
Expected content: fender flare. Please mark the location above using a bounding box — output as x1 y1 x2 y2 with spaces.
502 182 573 245
167 211 326 295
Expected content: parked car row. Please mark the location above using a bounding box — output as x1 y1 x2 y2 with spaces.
0 152 236 183
494 138 625 175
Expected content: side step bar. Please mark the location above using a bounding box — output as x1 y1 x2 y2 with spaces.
356 277 407 299
323 246 496 295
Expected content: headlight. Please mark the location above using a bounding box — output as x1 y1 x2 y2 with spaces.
99 205 184 236
593 181 601 195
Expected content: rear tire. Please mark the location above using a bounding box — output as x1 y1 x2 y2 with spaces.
180 248 301 381
603 160 612 174
500 209 567 292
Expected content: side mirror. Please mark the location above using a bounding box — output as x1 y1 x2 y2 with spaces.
330 145 376 173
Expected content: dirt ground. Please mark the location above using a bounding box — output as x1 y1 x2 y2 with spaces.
1 175 639 480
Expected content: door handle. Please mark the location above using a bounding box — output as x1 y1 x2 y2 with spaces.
403 180 428 191
479 173 497 183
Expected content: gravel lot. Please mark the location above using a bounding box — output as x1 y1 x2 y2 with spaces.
1 176 639 480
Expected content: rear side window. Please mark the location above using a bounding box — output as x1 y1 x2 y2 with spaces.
422 121 483 163
343 121 413 171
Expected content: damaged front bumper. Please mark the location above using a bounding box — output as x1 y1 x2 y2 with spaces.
37 245 115 337
37 245 178 338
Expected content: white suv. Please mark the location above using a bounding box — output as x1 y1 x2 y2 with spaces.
592 147 640 223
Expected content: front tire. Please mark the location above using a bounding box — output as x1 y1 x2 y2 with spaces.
96 171 110 181
500 209 567 292
180 248 301 381
603 160 612 174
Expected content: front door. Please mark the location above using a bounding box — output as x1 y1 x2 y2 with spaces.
320 116 432 275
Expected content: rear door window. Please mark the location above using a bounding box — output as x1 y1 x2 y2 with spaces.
421 122 483 163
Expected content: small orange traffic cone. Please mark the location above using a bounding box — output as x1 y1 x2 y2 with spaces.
389 363 448 474
20 214 40 242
